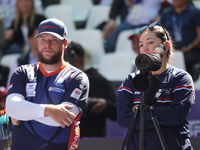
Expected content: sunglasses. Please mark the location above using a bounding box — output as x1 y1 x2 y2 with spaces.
139 21 169 41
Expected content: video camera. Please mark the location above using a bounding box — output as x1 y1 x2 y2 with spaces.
132 44 166 104
135 44 166 72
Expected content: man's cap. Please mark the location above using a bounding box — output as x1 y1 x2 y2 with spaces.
0 87 7 99
36 18 67 40
128 28 140 40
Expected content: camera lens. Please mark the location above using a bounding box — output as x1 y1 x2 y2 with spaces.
137 55 149 69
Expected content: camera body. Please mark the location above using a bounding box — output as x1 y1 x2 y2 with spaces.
135 44 166 72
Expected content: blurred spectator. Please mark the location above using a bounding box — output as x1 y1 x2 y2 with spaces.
0 87 12 150
128 29 140 55
0 65 9 87
160 0 200 81
103 0 171 53
4 0 46 54
92 0 114 5
0 0 43 29
6 26 39 87
0 0 18 29
0 15 6 56
64 42 117 138
128 29 140 71
0 86 7 109
41 0 60 9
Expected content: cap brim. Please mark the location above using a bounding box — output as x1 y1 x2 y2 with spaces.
36 32 66 40
128 34 140 40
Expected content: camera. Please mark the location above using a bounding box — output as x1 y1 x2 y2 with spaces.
135 44 166 71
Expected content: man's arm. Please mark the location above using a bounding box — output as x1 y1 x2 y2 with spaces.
6 93 78 128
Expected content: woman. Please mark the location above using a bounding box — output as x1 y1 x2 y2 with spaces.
117 21 195 150
5 0 46 54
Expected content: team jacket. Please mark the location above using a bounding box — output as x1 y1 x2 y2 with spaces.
8 62 89 150
117 66 195 150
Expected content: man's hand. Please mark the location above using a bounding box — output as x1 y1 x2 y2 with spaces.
102 20 116 38
11 118 20 126
90 98 107 114
44 104 76 128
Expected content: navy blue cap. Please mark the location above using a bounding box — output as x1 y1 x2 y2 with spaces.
36 18 67 40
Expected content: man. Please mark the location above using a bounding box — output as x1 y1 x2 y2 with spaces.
128 29 140 56
64 42 117 137
128 29 140 72
160 0 200 81
6 18 89 150
7 26 39 87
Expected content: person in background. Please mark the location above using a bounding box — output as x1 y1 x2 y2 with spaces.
0 64 9 87
64 41 117 138
7 26 39 87
103 0 171 53
0 86 7 110
128 29 140 55
5 18 89 150
128 29 140 71
117 21 195 150
4 0 46 54
0 86 12 150
92 0 114 5
41 0 60 9
0 0 43 29
160 0 200 81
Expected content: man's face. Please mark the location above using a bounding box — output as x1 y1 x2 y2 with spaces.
130 36 140 55
29 29 38 57
37 33 66 64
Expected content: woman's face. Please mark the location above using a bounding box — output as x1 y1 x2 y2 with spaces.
139 30 163 55
17 0 33 14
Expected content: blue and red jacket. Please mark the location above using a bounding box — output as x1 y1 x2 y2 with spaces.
117 66 195 150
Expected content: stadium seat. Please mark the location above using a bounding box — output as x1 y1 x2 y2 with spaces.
98 53 133 82
70 29 105 69
60 0 93 22
44 4 76 38
85 5 110 29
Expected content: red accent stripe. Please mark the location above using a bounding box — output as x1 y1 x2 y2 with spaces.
118 86 133 91
133 99 140 102
133 98 173 102
39 62 69 77
154 51 163 55
67 115 81 150
174 85 192 90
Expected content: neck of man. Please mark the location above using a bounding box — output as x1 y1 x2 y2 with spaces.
41 60 67 72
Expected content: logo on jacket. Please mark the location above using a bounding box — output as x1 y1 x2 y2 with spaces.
48 87 65 93
70 88 82 100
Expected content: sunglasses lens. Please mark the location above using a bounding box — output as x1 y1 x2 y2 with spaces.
139 21 169 41
148 21 159 28
139 25 148 33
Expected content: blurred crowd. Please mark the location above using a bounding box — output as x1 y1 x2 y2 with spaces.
0 0 200 140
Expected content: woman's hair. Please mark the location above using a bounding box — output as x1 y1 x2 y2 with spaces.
14 0 36 30
143 25 175 60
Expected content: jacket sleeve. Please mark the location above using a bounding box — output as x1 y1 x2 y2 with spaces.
117 74 136 128
153 73 195 126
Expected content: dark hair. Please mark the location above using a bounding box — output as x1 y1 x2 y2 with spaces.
64 41 85 63
143 25 175 60
28 26 38 38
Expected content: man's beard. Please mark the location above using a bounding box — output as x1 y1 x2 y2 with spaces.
38 51 62 64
